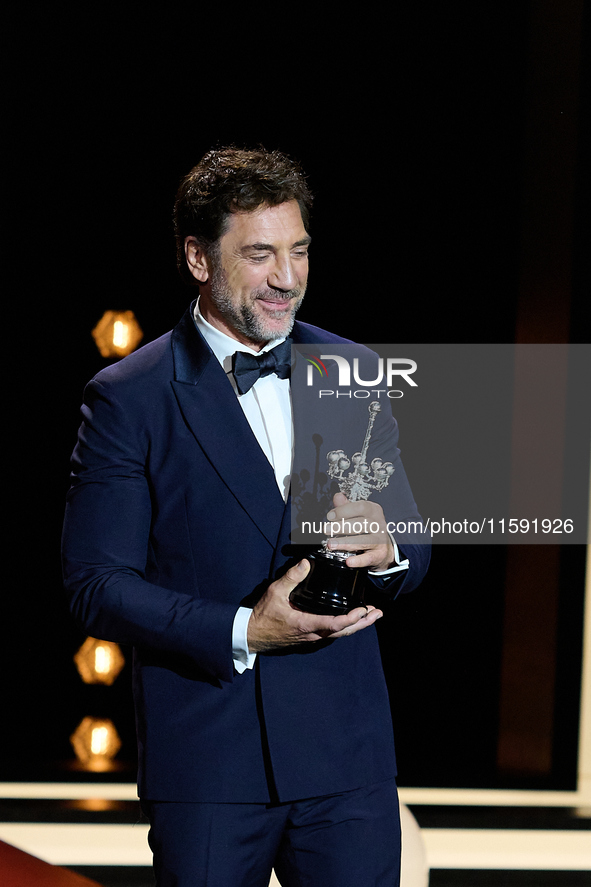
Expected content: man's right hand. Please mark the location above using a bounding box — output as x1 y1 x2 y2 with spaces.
247 559 383 653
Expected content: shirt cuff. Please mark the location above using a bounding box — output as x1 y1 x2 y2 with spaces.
232 606 257 673
368 533 410 577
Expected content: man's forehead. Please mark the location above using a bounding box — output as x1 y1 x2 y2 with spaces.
223 200 307 242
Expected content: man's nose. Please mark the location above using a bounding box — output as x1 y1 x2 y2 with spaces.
268 256 297 291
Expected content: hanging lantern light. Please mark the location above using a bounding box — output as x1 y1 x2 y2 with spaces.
73 637 126 686
70 717 122 772
92 310 143 358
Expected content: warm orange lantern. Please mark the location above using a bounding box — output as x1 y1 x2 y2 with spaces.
70 717 122 772
74 637 125 686
92 310 143 358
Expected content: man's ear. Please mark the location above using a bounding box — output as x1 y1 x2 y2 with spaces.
185 237 210 283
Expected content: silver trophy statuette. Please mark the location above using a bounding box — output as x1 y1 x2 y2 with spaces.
290 402 394 615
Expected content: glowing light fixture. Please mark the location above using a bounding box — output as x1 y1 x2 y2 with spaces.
69 798 122 812
70 717 122 771
92 310 143 358
74 637 125 686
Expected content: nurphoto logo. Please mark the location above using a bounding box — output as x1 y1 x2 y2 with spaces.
304 353 418 399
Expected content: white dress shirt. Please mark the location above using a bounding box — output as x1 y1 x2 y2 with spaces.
193 301 408 673
193 302 291 672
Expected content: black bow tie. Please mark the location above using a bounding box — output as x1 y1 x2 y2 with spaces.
232 339 292 395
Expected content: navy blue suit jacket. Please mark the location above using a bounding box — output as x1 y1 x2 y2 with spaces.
62 304 430 803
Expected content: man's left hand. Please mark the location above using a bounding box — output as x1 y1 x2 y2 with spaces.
324 492 394 572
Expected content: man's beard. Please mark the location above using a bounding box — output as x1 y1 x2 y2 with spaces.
208 263 305 345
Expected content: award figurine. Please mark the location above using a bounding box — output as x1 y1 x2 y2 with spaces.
290 401 395 615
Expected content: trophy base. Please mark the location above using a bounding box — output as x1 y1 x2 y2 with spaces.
289 551 368 615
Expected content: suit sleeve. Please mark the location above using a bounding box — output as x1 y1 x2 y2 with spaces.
61 377 237 683
364 402 431 603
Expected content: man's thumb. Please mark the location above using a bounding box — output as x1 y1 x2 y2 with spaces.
282 559 310 588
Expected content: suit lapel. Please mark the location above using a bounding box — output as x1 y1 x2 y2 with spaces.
170 306 285 548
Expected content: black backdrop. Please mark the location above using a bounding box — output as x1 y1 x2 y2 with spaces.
3 2 589 789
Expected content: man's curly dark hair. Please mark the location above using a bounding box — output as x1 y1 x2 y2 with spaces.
173 146 313 285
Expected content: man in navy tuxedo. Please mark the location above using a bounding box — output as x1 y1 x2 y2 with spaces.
62 147 430 886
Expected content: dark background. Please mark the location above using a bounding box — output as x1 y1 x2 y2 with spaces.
3 2 589 789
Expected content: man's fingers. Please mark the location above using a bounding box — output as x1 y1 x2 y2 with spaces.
291 602 377 637
329 605 383 637
326 534 385 548
325 491 348 520
327 494 379 521
326 604 378 632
